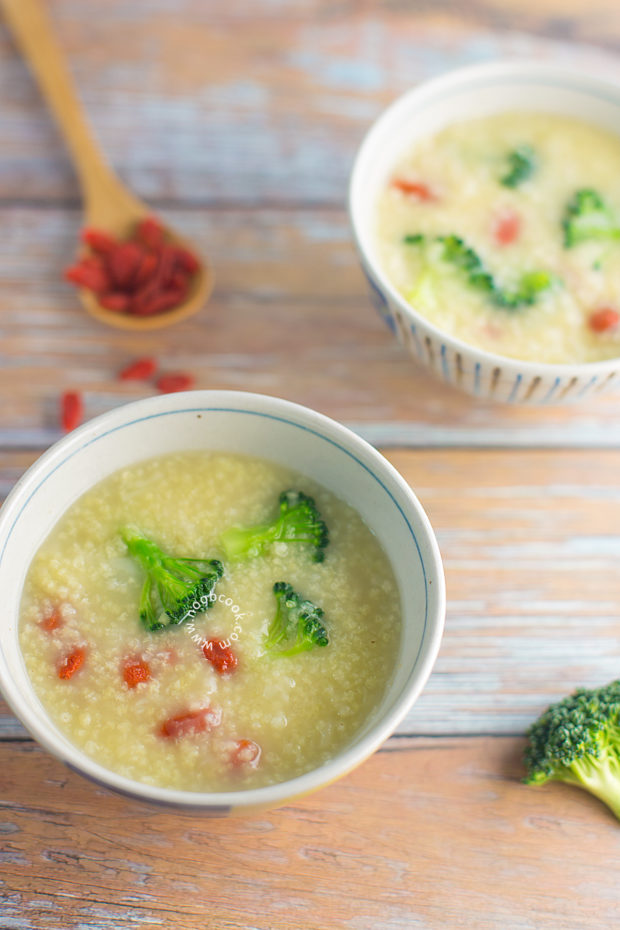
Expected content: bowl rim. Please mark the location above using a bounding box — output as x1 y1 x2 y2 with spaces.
349 58 620 377
0 390 445 810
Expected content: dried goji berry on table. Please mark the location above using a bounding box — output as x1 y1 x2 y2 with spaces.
118 357 158 381
60 391 83 432
155 373 195 393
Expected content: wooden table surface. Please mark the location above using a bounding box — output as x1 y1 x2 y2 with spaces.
2 2 620 928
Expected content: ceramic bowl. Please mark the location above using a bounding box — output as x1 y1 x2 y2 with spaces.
0 391 445 814
349 60 620 404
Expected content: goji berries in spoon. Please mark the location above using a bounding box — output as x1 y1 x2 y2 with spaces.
65 217 202 321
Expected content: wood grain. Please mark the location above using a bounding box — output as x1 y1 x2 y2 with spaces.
1 737 619 930
2 448 619 739
4 206 620 447
2 2 620 927
0 3 618 205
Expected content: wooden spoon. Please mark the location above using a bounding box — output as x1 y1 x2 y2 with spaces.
1 0 213 330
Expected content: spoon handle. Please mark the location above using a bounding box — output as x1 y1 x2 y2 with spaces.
1 0 140 219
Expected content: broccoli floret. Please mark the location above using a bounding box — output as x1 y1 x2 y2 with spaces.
524 680 620 821
264 582 329 657
220 490 328 563
501 145 536 188
122 529 223 631
404 233 554 311
495 270 555 309
439 235 496 300
562 189 620 248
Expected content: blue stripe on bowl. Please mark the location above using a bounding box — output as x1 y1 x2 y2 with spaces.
578 375 598 398
440 344 450 383
409 323 423 359
542 377 561 404
474 362 481 395
507 374 522 404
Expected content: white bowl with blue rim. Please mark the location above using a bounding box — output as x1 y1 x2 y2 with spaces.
0 391 445 814
349 60 620 404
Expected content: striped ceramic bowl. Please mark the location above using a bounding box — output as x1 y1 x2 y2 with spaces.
349 61 620 405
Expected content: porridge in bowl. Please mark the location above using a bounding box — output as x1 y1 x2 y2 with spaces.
19 451 401 792
376 112 620 364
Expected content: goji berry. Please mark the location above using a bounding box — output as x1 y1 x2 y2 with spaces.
137 216 165 250
133 251 159 287
159 706 222 739
175 247 200 274
64 262 109 293
100 292 130 312
119 357 158 381
133 288 187 317
391 177 436 201
589 307 620 333
155 373 195 393
81 228 116 254
107 241 143 289
60 391 83 432
155 244 178 289
228 739 261 769
202 638 238 674
40 608 63 633
65 218 200 317
58 647 86 680
493 210 521 245
122 657 151 689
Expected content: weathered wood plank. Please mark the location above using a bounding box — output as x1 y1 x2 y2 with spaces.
1 737 619 930
0 5 617 204
2 449 619 739
3 207 620 446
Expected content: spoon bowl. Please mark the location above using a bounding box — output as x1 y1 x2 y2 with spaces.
1 0 213 329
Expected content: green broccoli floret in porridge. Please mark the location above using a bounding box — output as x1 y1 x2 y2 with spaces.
264 582 329 657
500 145 536 188
403 233 554 311
562 189 620 248
122 529 224 631
220 490 329 563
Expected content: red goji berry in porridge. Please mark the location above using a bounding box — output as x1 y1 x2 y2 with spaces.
19 452 401 792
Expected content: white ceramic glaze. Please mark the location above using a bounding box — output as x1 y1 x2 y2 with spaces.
349 61 620 404
0 391 445 814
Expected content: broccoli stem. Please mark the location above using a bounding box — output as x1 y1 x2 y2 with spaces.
559 754 620 820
